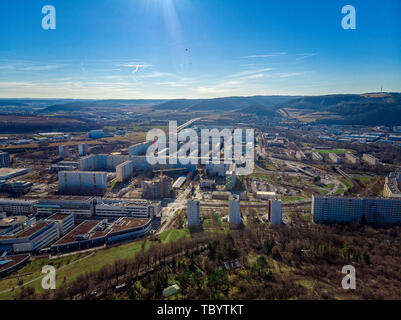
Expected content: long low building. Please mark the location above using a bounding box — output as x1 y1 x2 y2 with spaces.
36 197 161 219
95 199 161 218
50 217 152 254
0 254 30 278
312 195 401 226
36 196 96 218
0 168 30 180
0 199 36 215
0 221 60 254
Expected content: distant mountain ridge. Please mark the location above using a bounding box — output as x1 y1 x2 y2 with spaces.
153 96 300 111
276 93 401 125
1 93 401 125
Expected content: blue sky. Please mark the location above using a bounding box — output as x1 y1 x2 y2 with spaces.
0 0 400 99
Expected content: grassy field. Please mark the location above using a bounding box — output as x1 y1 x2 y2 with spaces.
159 229 190 243
341 178 354 190
314 188 329 196
0 228 189 299
315 149 348 155
280 196 308 203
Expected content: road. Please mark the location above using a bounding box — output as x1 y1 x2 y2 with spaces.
156 184 193 235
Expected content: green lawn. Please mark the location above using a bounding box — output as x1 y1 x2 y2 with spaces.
314 188 329 196
315 149 347 155
159 229 190 243
341 178 353 190
334 188 345 196
281 196 308 203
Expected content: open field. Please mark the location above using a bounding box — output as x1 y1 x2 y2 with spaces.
315 149 348 155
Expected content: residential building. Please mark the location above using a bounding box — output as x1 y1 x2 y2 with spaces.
329 153 342 164
58 171 107 195
228 195 242 226
383 169 401 198
187 200 201 227
312 195 401 225
345 153 360 165
0 151 10 168
59 145 70 159
363 154 380 166
268 200 282 225
78 143 89 156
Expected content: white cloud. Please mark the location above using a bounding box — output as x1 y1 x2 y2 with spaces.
296 53 318 60
245 52 287 58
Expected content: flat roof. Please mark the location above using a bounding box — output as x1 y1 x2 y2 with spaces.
38 195 94 201
97 199 155 206
47 213 72 221
0 216 27 227
109 218 150 234
0 221 51 240
52 220 100 246
0 168 28 174
52 218 150 246
0 254 30 273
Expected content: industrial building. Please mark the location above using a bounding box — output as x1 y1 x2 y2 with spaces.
268 200 282 225
116 160 133 182
36 196 96 218
187 200 201 226
383 169 401 198
1 181 33 194
0 220 60 254
0 151 10 168
78 143 89 156
95 199 161 218
58 171 107 195
50 217 152 254
345 153 360 165
312 195 401 226
362 154 380 166
0 216 29 235
0 168 30 180
256 191 276 200
89 129 104 139
0 254 30 278
228 195 242 226
0 199 35 215
59 145 70 159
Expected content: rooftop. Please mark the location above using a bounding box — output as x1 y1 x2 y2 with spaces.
0 221 51 240
109 218 150 234
47 213 73 221
52 220 100 246
0 254 30 273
